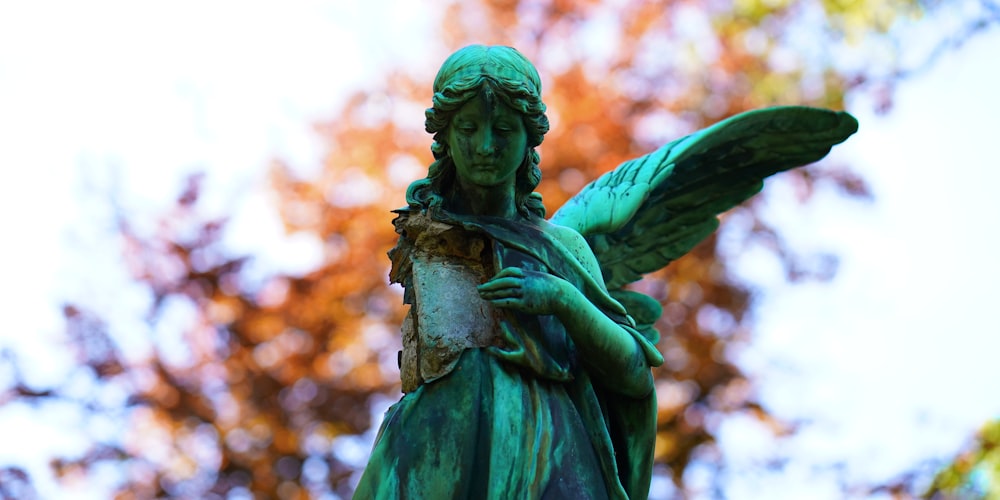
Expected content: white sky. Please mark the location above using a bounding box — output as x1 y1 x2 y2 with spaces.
0 1 998 498
719 27 1000 498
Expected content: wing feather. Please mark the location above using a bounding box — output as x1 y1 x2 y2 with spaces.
550 106 858 290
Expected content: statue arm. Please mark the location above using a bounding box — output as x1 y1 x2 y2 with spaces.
553 226 654 398
557 280 654 398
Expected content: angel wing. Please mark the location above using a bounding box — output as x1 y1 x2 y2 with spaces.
549 106 858 336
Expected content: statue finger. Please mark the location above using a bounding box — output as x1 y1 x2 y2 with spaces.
491 266 525 280
487 297 525 310
479 287 522 299
477 276 523 292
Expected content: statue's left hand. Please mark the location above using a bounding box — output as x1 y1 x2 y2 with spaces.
477 267 574 315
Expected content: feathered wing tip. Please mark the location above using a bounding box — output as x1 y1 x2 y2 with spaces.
550 106 859 290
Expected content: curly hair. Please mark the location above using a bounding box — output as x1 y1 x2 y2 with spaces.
406 45 550 218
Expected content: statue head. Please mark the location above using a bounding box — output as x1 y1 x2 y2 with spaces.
406 45 550 217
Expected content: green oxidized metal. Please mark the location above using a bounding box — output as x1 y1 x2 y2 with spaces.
355 44 858 500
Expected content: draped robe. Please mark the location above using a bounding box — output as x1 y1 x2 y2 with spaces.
354 208 663 499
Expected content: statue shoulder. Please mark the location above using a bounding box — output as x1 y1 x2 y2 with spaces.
538 218 604 285
542 219 587 251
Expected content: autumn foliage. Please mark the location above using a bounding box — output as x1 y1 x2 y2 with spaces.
3 0 994 498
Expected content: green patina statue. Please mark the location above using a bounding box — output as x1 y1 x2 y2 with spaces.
355 45 858 499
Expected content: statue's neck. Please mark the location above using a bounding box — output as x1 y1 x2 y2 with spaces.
449 180 518 219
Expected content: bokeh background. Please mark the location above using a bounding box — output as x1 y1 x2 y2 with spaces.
1 0 999 498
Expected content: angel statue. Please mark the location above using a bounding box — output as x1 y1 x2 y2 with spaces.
355 45 857 499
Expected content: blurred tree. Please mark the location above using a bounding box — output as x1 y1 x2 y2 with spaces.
3 0 996 498
925 419 1000 498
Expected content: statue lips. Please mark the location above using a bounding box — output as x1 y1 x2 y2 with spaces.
472 163 503 176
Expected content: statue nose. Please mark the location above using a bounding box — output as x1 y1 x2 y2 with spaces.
476 131 495 155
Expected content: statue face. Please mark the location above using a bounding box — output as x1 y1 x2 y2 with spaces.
447 93 527 191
